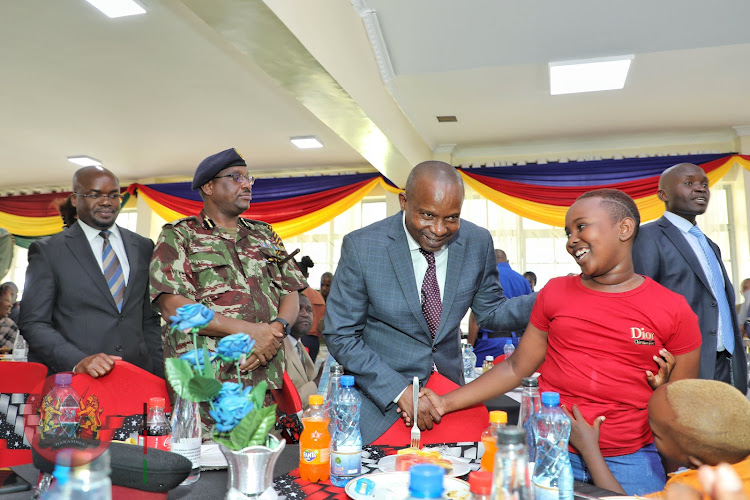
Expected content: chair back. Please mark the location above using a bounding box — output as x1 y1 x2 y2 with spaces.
0 361 48 467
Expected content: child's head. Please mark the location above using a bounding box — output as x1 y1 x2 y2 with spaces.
648 379 750 467
565 189 640 278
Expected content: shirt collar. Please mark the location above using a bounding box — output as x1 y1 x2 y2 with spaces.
78 220 121 242
663 211 697 234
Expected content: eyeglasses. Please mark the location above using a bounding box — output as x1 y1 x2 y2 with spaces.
74 193 124 202
213 173 255 185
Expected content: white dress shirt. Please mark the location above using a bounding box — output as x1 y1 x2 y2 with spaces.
78 221 130 286
402 213 448 302
663 211 726 351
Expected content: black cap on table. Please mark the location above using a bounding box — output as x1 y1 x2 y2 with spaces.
191 148 247 190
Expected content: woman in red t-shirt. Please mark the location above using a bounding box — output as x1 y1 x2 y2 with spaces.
421 189 701 496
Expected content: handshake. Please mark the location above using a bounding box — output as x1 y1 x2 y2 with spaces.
395 383 445 430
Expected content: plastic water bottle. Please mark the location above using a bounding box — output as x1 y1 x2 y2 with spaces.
517 377 542 466
299 395 331 483
325 363 344 435
407 464 444 499
42 448 112 499
42 373 80 440
503 339 515 360
462 344 477 381
532 392 573 500
330 375 362 487
492 427 533 500
12 332 27 360
169 395 201 485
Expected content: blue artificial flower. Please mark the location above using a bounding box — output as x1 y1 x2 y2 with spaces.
217 382 252 399
179 349 217 368
169 303 214 332
216 334 255 362
209 394 254 432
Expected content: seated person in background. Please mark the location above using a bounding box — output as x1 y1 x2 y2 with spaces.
524 271 537 292
0 282 20 353
421 189 702 496
468 249 532 364
736 278 750 337
2 281 20 328
284 292 323 408
295 256 325 362
565 379 750 498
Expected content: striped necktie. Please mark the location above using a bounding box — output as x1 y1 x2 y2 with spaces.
100 230 125 312
688 225 734 354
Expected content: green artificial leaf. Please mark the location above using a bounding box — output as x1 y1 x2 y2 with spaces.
186 375 222 402
213 433 234 449
164 358 194 400
229 410 260 449
248 380 268 410
248 405 277 446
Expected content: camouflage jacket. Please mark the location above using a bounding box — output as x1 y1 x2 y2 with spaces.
149 210 306 390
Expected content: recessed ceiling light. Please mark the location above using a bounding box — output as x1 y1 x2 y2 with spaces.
549 55 633 95
83 0 146 18
67 156 102 167
437 116 457 123
290 136 323 149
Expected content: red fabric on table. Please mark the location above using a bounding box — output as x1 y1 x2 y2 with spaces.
371 372 488 446
0 361 48 467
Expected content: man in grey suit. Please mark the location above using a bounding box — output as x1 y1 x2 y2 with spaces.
20 166 163 378
323 161 536 444
633 162 747 393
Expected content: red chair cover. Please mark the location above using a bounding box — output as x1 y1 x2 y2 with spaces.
270 371 303 416
0 361 48 467
371 372 489 446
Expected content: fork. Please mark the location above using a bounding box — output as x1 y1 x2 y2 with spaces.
410 376 421 449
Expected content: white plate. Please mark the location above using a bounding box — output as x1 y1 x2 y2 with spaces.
345 471 470 499
376 454 470 478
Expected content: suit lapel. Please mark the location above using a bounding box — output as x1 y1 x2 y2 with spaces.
386 214 432 338
65 224 118 310
658 217 712 294
436 231 464 342
120 226 138 306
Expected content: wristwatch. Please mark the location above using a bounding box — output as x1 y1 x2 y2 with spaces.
270 318 291 337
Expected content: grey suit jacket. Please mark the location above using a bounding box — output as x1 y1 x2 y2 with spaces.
283 337 318 409
323 213 536 443
20 222 163 377
633 215 747 393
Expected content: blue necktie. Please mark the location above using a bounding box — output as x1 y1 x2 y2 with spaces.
100 230 125 312
688 225 734 354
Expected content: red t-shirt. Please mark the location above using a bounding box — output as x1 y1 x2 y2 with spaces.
530 275 702 456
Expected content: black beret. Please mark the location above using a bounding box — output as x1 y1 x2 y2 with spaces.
191 148 247 190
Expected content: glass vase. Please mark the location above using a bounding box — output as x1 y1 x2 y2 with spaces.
170 395 202 485
219 435 285 499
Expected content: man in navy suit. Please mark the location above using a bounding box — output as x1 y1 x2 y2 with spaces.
633 163 747 393
21 167 163 378
323 161 536 444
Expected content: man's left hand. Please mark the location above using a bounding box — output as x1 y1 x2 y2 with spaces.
397 386 442 430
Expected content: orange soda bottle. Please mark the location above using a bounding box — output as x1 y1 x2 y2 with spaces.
479 410 507 472
299 394 331 482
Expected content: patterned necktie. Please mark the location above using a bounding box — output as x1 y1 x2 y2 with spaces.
688 225 734 354
419 248 442 338
100 230 125 312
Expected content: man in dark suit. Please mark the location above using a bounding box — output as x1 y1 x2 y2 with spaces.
633 162 747 393
323 161 536 443
20 166 163 378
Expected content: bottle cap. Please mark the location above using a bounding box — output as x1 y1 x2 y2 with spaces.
469 470 492 495
340 375 355 387
485 356 494 361
489 410 507 424
148 397 166 408
409 464 444 498
309 394 324 406
331 364 344 375
521 377 539 387
55 373 73 385
497 426 525 445
505 339 513 345
541 391 560 406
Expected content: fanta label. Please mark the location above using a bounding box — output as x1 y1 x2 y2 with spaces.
301 447 330 465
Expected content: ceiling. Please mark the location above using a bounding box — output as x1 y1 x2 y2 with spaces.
3 0 750 193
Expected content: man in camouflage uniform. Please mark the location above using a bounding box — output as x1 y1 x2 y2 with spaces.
149 148 306 393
